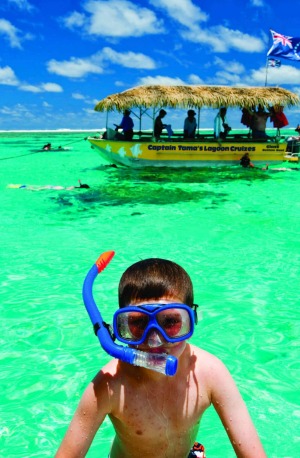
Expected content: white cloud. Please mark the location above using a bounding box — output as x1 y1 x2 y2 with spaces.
47 57 103 78
216 26 265 52
138 75 186 86
114 80 126 87
149 0 208 28
19 83 42 93
0 103 34 118
72 92 85 100
250 0 265 6
40 83 63 92
148 1 265 54
0 66 19 85
72 93 98 105
247 64 300 86
101 47 156 69
63 0 165 38
183 25 265 53
0 65 62 93
214 57 245 74
291 86 300 97
19 82 63 93
46 47 156 79
83 107 98 115
0 18 23 48
63 11 85 29
188 74 204 84
7 0 34 12
212 70 243 85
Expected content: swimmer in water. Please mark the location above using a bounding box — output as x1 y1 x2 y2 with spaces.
240 152 254 168
56 256 266 458
8 180 90 191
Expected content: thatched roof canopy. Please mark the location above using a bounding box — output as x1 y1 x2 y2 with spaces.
94 85 300 112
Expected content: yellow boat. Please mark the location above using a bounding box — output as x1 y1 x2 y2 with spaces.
88 85 300 168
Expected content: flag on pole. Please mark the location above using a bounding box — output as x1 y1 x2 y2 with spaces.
267 58 281 67
267 30 300 61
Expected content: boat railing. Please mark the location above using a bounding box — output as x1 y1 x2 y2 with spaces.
132 131 280 143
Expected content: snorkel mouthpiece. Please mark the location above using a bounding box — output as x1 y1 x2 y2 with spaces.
82 251 178 376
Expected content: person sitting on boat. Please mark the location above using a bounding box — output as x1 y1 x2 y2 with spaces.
240 152 254 168
214 107 231 140
154 109 167 140
114 109 134 140
184 109 197 139
249 105 270 140
42 143 52 150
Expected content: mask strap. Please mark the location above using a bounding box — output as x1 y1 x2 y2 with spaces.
193 304 199 325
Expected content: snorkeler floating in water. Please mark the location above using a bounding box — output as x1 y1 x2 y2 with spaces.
240 152 254 168
76 180 90 188
7 179 90 191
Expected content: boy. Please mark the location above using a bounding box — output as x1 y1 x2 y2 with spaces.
56 257 266 458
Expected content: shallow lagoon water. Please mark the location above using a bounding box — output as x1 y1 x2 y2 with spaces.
1 131 299 457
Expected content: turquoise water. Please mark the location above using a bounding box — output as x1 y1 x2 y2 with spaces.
1 131 299 457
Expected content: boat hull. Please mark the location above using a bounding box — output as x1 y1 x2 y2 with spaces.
88 138 287 168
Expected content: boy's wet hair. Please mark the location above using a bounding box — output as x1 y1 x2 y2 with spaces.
118 258 194 307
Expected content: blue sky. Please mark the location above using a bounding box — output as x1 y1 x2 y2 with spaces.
1 0 300 131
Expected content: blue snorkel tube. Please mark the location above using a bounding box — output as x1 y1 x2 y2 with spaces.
82 251 178 376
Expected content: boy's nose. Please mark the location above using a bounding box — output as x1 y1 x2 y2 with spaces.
146 329 164 347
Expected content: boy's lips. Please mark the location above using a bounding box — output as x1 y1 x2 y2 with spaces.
148 347 165 353
135 345 168 353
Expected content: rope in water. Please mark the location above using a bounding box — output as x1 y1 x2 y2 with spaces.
0 150 43 161
0 136 90 161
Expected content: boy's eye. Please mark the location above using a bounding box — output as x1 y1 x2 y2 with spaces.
127 313 149 338
158 313 182 336
128 315 148 329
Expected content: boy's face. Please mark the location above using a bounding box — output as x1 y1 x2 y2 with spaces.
128 297 189 360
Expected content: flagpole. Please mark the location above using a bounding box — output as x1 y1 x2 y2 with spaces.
264 57 269 87
265 28 272 87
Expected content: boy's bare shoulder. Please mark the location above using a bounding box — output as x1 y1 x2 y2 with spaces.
92 358 134 393
92 359 120 385
188 344 231 379
189 343 222 361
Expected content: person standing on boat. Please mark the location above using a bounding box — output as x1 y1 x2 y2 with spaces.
184 109 197 139
249 105 270 140
154 109 167 140
115 109 134 140
214 107 231 140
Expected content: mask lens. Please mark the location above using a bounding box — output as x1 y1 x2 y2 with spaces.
117 311 149 341
156 309 190 338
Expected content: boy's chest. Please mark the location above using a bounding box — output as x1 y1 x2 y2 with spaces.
111 377 209 436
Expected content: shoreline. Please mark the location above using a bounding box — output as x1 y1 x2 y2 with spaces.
0 127 296 134
0 128 105 133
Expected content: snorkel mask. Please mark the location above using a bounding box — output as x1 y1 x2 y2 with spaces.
82 251 197 376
